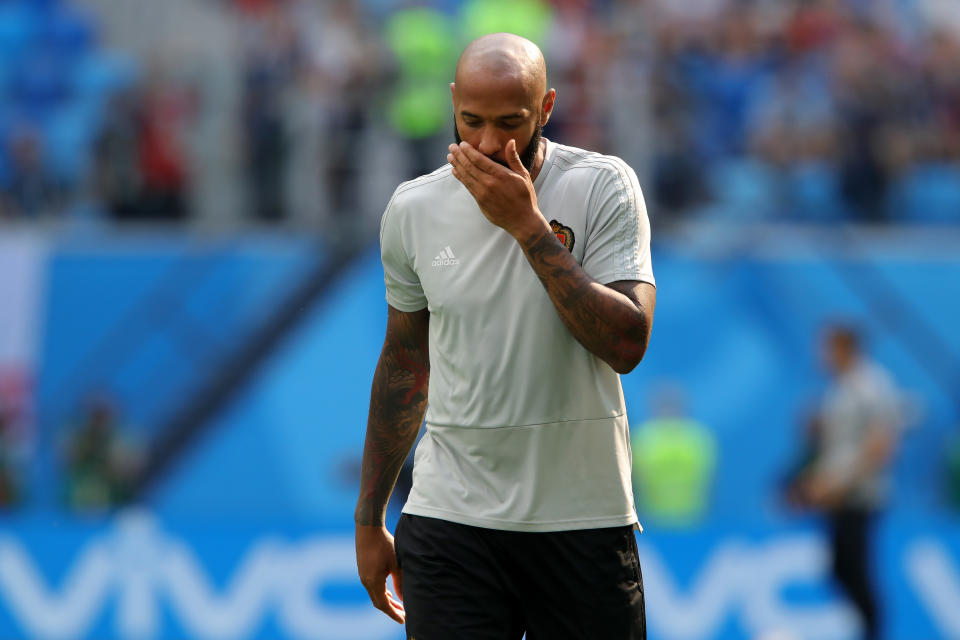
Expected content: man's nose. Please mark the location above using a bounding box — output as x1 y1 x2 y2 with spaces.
477 128 501 157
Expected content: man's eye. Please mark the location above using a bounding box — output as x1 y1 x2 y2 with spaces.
463 120 481 128
499 122 521 130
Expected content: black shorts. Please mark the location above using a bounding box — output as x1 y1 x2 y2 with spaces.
394 513 646 640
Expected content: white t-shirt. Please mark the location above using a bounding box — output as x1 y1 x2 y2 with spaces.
380 139 655 532
818 359 900 509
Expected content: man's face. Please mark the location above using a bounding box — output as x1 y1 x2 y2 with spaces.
821 331 856 376
450 71 549 171
454 121 542 171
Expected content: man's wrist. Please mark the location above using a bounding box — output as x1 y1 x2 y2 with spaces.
513 212 552 249
355 503 386 527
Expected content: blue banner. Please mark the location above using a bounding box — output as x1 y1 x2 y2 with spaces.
1 512 958 639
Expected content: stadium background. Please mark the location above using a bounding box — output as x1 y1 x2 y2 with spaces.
0 0 959 638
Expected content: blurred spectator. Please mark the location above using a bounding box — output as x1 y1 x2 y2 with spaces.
7 0 960 226
646 0 960 223
0 404 25 509
136 70 194 219
542 0 605 152
0 127 65 219
831 19 900 221
295 0 383 221
384 6 457 180
94 91 143 218
787 323 901 640
460 0 552 44
239 3 300 221
92 69 195 221
234 0 276 12
632 382 717 528
63 398 142 512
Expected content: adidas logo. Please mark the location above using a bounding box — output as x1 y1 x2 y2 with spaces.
431 246 461 267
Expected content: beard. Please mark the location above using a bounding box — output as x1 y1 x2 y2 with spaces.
454 121 543 172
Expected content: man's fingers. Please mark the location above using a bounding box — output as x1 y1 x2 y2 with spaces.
448 145 486 186
386 590 404 608
385 587 406 623
381 597 406 624
458 141 506 175
450 164 483 201
366 584 405 624
449 150 488 201
355 526 405 624
505 138 527 176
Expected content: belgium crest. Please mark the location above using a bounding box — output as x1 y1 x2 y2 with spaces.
550 220 575 252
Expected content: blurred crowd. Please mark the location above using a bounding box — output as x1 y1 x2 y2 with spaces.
1 0 959 228
0 392 142 513
648 0 960 223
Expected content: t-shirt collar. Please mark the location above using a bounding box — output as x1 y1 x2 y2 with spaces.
533 138 555 192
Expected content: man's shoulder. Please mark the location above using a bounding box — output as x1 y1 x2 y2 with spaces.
853 360 897 394
549 142 636 182
390 164 458 210
381 166 458 237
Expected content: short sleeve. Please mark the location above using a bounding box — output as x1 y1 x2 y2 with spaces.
581 160 655 287
380 192 428 311
860 366 901 432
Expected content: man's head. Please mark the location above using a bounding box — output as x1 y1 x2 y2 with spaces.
451 33 555 171
822 323 861 376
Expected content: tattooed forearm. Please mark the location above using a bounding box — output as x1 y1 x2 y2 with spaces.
355 306 430 527
520 228 653 374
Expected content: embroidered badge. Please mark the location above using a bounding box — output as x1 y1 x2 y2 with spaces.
550 220 575 252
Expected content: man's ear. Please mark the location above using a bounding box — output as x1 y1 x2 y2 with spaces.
450 82 456 104
540 88 556 126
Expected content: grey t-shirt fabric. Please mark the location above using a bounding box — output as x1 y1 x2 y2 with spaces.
818 359 900 509
380 139 655 532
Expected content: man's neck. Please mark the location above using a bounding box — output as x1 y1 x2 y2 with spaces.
529 138 547 182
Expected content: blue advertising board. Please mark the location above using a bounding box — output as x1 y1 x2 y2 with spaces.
0 512 958 639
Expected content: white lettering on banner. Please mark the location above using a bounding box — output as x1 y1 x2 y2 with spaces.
0 535 113 640
638 540 749 639
738 537 858 640
1 514 957 640
0 512 398 640
639 535 858 640
159 538 282 639
112 513 165 639
905 539 960 638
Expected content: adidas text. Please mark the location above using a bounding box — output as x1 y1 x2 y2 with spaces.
432 246 460 267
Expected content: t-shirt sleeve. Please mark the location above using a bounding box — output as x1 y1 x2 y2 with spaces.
581 159 655 286
860 367 901 432
380 191 428 311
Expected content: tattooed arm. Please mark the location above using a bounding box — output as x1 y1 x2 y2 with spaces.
520 231 655 374
355 304 429 624
448 139 654 374
355 305 430 526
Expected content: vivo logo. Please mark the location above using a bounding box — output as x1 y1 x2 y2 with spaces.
0 511 397 640
0 514 957 640
638 534 960 640
640 536 858 639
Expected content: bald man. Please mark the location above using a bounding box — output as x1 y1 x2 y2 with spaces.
355 33 655 639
